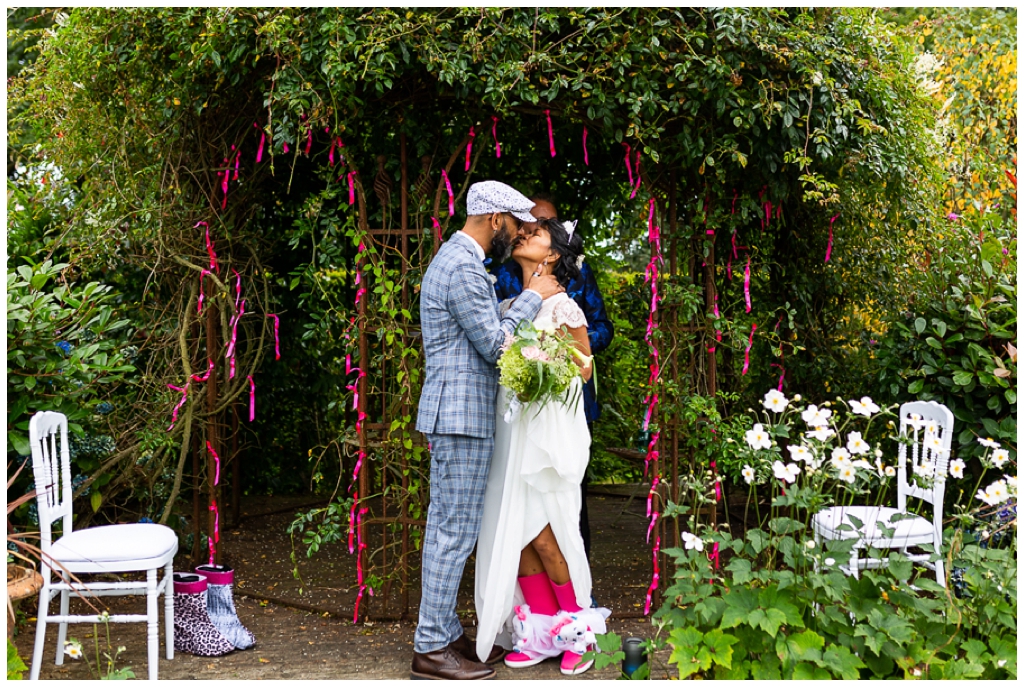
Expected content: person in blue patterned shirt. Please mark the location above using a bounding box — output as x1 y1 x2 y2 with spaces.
490 195 614 560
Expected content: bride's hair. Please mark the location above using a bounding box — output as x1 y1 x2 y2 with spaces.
542 218 584 288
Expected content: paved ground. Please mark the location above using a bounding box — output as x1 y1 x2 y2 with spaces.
13 489 675 680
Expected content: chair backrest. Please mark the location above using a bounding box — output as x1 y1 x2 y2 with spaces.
29 411 74 554
896 401 954 524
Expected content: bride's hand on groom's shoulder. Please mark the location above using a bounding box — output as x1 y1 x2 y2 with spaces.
524 274 564 300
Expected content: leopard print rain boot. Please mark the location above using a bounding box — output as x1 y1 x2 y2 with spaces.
172 573 235 657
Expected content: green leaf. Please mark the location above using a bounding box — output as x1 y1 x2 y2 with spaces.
7 638 27 680
90 490 103 513
7 431 31 457
823 645 866 679
786 630 825 663
914 317 926 334
791 662 830 679
702 629 739 669
908 379 924 394
668 627 706 679
952 370 973 386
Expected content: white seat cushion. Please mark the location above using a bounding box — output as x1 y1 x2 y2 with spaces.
50 524 178 569
812 506 935 548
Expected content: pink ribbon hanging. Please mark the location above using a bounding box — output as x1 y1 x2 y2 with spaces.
190 359 214 383
743 255 752 313
491 117 501 158
197 221 218 272
347 493 358 554
247 375 255 421
631 151 642 199
825 213 839 263
221 157 230 210
226 299 245 379
328 136 337 167
266 314 280 360
544 109 556 157
207 440 222 486
731 189 738 215
207 499 218 565
283 142 289 154
647 198 660 253
304 122 313 156
352 505 369 623
770 362 786 391
197 269 210 314
710 542 720 570
254 122 266 163
347 171 357 205
441 169 454 216
349 451 366 493
644 535 661 615
166 383 189 431
432 216 443 243
582 125 589 166
742 323 758 375
644 432 660 479
233 147 240 181
465 125 475 171
646 476 660 543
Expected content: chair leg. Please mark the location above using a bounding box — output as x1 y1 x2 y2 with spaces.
30 588 51 680
55 589 70 665
934 557 946 588
164 561 175 660
147 569 159 681
850 549 860 579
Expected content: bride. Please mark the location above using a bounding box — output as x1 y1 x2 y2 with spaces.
474 217 609 676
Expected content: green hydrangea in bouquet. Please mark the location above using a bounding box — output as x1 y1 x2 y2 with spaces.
497 319 592 415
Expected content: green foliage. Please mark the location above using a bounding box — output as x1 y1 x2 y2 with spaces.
6 260 134 457
7 639 27 680
874 208 1016 464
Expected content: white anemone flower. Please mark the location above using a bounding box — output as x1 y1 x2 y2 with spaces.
762 389 789 413
884 465 896 477
681 531 705 552
976 479 1010 506
772 460 800 484
745 423 772 450
914 460 936 478
852 459 874 472
991 449 1009 468
807 426 834 442
837 466 857 484
846 431 870 455
804 539 816 549
741 465 756 485
787 444 813 463
977 437 1001 449
1007 476 1017 494
924 433 944 453
801 404 832 427
948 459 966 479
849 396 880 417
830 448 851 470
64 642 83 659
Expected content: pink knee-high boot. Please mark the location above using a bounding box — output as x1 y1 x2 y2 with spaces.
551 579 595 676
504 572 559 668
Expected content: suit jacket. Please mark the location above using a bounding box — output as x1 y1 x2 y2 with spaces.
491 260 614 423
417 232 542 438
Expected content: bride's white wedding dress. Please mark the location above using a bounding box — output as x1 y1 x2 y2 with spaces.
474 292 594 661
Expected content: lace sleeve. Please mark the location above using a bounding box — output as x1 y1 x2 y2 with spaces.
552 298 588 329
499 298 515 318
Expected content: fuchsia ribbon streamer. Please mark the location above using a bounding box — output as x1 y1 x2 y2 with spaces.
544 109 556 157
743 255 752 313
825 213 839 263
221 157 230 210
646 476 660 543
254 122 265 163
266 314 280 360
770 362 786 391
441 169 454 216
742 323 758 375
197 269 210 313
166 383 189 431
197 221 218 272
207 440 221 486
432 216 443 243
631 151 642 199
283 142 289 154
247 375 255 421
226 299 245 379
347 171 357 205
233 148 240 181
644 535 661 615
491 117 501 158
582 126 589 166
465 126 475 171
191 359 214 383
328 136 337 167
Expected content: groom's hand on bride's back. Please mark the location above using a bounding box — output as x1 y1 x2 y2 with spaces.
524 274 564 300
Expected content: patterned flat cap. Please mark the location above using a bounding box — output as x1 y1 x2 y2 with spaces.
466 180 537 223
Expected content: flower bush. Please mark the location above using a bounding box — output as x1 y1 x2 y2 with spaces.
599 388 1016 680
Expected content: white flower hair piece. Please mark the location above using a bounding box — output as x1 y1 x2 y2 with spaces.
576 254 585 269
563 219 578 238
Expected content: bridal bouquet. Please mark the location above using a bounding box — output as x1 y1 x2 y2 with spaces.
497 320 590 411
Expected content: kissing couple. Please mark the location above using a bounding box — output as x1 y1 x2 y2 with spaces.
411 181 610 680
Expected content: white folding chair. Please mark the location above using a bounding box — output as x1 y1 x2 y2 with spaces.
28 411 178 681
812 401 953 587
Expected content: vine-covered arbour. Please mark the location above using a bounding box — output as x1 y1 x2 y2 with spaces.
12 7 938 618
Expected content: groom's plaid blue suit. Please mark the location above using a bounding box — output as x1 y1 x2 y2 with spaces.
414 232 541 653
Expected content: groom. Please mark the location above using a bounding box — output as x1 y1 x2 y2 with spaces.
412 181 564 680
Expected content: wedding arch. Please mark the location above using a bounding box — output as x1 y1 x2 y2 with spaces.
12 7 933 622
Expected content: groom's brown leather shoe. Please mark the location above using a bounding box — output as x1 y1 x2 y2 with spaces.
449 633 508 665
411 645 496 680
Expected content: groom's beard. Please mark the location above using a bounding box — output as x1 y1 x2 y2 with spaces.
490 218 514 261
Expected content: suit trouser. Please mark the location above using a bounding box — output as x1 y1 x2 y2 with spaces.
414 432 495 653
